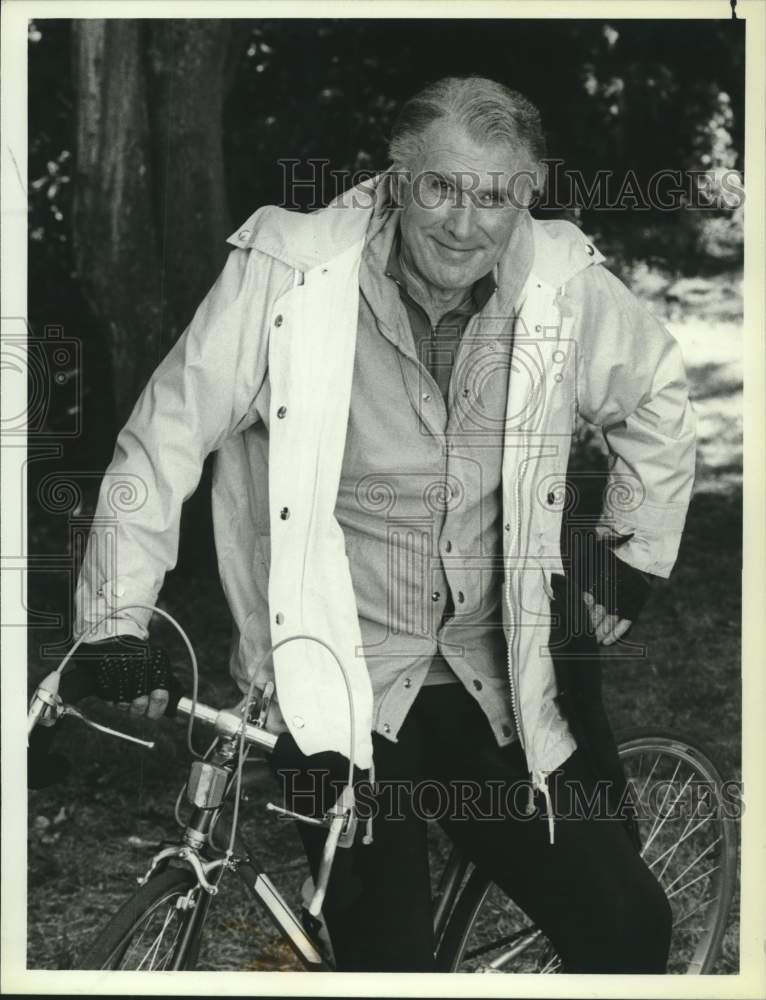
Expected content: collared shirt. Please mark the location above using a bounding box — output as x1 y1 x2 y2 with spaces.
384 236 497 687
334 203 529 746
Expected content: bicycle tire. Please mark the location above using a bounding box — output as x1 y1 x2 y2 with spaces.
436 729 738 974
80 868 206 971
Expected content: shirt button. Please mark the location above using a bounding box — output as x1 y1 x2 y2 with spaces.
457 591 465 604
431 592 441 602
504 523 511 532
277 406 287 419
502 724 513 738
472 679 483 691
422 393 431 401
383 723 391 734
404 678 412 688
280 507 290 520
274 314 284 327
444 540 452 553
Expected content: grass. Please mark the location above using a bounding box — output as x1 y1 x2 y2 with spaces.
25 268 742 974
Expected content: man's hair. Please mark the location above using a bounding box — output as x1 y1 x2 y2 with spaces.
388 76 546 177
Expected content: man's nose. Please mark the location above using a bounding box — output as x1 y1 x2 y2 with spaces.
444 198 475 242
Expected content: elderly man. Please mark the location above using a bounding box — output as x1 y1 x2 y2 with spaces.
74 77 695 972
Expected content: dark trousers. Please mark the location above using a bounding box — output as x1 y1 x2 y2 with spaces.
270 681 672 973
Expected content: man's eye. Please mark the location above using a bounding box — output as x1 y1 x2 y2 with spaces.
479 192 504 206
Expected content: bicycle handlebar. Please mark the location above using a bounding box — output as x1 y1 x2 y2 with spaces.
27 663 278 789
175 697 277 751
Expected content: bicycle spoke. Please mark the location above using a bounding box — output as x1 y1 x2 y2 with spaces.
642 762 688 855
652 812 715 878
636 752 662 805
539 953 561 974
664 838 722 894
136 906 177 971
673 895 715 929
463 926 538 962
667 865 720 901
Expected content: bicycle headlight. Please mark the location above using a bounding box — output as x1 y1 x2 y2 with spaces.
187 761 228 809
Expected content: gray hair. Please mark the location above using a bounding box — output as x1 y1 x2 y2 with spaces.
388 76 546 178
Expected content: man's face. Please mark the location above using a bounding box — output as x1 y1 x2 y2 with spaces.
397 120 535 294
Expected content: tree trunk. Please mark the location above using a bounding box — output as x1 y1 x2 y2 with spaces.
71 19 244 427
71 20 163 427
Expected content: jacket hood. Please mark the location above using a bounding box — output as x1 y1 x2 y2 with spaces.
227 172 605 287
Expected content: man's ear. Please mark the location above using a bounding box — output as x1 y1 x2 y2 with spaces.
387 164 411 210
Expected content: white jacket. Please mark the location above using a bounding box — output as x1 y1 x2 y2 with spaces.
75 178 696 787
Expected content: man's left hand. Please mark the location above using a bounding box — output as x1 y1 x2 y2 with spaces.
582 591 633 646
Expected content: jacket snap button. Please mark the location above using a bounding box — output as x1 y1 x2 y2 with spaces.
404 678 412 688
444 540 452 553
585 243 595 256
457 591 465 604
546 492 556 505
383 723 391 734
238 229 250 241
473 679 483 691
274 314 284 327
535 324 543 333
431 591 440 602
277 406 287 419
275 612 284 625
280 507 290 520
422 393 431 402
293 715 305 728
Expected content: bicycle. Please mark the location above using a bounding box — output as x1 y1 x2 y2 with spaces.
27 627 738 975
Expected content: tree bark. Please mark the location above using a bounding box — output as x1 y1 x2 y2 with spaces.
71 19 244 426
72 20 163 427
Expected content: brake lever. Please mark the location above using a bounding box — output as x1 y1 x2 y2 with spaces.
27 671 62 739
60 705 156 750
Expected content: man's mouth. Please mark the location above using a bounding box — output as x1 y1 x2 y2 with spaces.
431 237 478 257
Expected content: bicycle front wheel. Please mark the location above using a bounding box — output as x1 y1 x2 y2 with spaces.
80 868 206 970
437 730 738 974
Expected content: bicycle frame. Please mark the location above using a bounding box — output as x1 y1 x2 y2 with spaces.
140 703 484 972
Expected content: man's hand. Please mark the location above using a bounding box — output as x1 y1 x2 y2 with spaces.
75 636 178 720
574 533 656 647
582 591 632 647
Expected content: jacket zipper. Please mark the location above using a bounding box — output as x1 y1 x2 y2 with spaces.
504 287 556 845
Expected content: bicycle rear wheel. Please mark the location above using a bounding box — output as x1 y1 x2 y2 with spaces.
437 730 738 974
80 868 206 970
